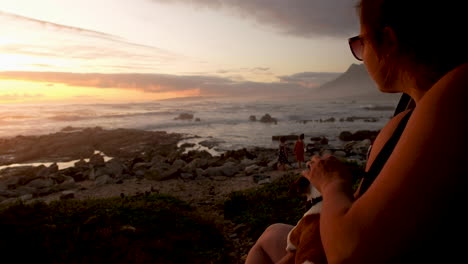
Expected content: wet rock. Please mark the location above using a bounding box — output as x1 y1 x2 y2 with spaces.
74 159 88 168
259 114 277 124
174 113 194 120
89 153 105 167
272 135 297 141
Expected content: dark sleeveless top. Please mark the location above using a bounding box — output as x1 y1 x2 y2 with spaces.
358 108 414 196
355 96 466 263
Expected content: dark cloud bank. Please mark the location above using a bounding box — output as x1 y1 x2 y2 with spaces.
153 0 360 38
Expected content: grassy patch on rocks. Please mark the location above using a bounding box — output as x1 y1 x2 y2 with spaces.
0 194 226 264
224 159 365 240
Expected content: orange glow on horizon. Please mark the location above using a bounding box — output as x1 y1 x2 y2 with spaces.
0 79 200 104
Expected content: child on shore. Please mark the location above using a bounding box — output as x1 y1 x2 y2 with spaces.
294 134 305 168
277 136 289 171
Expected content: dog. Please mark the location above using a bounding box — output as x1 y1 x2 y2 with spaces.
286 176 327 264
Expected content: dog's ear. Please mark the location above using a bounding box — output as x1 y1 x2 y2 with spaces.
289 176 311 196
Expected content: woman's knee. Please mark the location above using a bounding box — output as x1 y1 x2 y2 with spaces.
257 223 293 245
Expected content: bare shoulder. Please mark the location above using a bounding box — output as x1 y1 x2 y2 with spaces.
366 109 412 170
418 63 468 117
353 63 468 245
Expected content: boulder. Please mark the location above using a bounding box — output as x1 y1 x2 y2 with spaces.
260 114 277 124
27 178 54 189
174 113 194 120
219 162 241 177
89 153 105 166
105 158 125 177
95 175 113 186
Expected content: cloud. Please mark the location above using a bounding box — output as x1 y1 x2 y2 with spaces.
0 11 123 43
0 70 340 97
0 11 190 73
278 72 341 88
0 71 229 93
152 0 359 38
0 93 44 101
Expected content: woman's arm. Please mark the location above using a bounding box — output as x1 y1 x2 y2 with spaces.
305 64 468 263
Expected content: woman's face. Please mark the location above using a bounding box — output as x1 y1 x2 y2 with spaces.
361 25 403 93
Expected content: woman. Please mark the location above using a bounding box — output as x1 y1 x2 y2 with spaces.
245 0 467 263
293 134 305 169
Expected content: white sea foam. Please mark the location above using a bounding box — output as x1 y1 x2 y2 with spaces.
0 97 399 151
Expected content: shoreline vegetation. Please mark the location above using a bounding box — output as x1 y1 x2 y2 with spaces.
0 126 370 263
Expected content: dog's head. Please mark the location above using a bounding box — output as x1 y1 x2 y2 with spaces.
289 176 321 202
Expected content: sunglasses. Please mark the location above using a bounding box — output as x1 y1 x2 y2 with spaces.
348 35 364 61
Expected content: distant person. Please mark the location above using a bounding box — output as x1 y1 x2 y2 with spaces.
293 134 305 168
277 136 289 171
245 0 467 263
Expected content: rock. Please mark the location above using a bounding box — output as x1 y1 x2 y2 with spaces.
95 175 113 186
272 135 297 141
260 114 277 124
252 174 270 184
180 143 196 149
174 113 194 120
249 115 256 121
36 163 59 177
89 153 105 166
0 198 17 206
199 140 224 149
105 158 125 177
71 172 87 182
27 178 54 189
204 167 223 177
333 150 347 157
74 159 88 168
180 173 194 180
258 178 271 185
0 189 17 198
267 160 278 169
14 186 37 197
219 162 241 177
339 130 379 141
60 191 75 200
344 139 372 156
171 159 187 171
184 158 209 172
132 162 151 171
240 158 256 167
19 194 33 201
211 176 228 181
195 168 205 178
244 164 260 175
339 131 354 141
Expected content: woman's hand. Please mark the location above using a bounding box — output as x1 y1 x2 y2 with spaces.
302 155 352 193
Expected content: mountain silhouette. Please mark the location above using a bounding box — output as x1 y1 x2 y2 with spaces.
312 63 400 101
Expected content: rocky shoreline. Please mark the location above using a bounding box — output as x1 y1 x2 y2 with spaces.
0 126 376 263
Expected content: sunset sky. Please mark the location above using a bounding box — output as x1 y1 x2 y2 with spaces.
0 0 361 103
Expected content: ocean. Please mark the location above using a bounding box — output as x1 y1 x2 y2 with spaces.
0 96 400 153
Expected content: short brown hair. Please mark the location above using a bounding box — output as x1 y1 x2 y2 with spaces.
358 0 467 89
